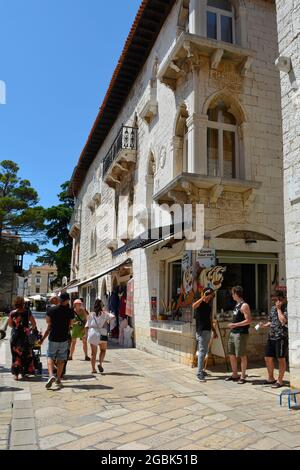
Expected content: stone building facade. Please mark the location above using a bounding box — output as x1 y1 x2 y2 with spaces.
276 0 300 387
69 0 285 366
26 265 57 297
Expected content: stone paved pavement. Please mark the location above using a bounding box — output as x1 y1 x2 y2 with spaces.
1 318 300 450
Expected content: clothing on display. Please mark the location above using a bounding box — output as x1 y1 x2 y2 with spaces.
126 278 134 318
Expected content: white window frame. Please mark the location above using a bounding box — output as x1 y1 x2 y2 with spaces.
183 128 189 172
207 119 239 179
165 257 182 310
207 4 236 44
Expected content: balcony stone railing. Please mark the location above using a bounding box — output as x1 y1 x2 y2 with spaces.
69 207 82 237
102 126 138 179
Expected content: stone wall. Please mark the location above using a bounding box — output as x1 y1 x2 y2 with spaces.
276 0 300 388
73 0 286 366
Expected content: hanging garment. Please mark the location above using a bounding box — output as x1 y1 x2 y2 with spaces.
126 278 134 318
119 294 127 318
124 325 134 348
109 290 119 314
119 318 128 346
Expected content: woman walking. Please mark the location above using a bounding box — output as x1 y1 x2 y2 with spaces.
86 299 115 374
8 297 37 381
69 299 90 361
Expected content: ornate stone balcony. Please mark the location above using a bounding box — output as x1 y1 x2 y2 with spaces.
102 126 138 188
153 173 261 208
158 32 255 91
69 207 81 238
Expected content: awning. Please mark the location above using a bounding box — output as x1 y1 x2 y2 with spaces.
112 223 186 257
216 251 279 265
75 259 132 289
58 279 79 294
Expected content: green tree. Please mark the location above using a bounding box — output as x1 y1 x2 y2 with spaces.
0 160 45 256
36 181 74 283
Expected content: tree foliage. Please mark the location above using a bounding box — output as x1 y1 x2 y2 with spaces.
0 160 45 255
36 181 74 282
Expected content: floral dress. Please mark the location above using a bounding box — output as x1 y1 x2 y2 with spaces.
10 309 35 376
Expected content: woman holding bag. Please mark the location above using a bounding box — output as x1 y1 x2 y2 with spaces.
86 299 116 374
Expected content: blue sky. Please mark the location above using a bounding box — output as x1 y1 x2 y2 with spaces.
0 0 141 268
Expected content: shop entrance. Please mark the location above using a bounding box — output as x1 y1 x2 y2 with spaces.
217 262 273 315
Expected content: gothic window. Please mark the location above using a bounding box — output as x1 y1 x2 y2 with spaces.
207 101 238 179
207 0 235 44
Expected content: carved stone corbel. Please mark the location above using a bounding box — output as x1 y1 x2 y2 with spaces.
168 190 188 204
114 163 129 173
181 181 199 202
240 56 253 77
209 185 224 204
211 49 224 70
183 40 193 58
242 188 255 209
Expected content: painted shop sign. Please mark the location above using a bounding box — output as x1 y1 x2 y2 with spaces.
196 249 216 268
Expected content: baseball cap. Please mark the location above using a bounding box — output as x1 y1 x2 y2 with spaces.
60 292 70 302
73 299 82 305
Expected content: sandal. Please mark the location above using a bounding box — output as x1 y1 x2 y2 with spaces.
271 382 283 389
237 378 246 384
264 380 276 385
225 375 240 382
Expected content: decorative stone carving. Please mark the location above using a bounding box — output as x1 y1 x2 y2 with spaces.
210 63 243 92
160 146 167 169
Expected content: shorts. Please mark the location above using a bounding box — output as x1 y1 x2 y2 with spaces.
47 341 69 361
265 338 288 359
227 332 249 357
100 335 108 343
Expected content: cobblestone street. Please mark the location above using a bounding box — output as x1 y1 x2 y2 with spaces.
1 317 300 451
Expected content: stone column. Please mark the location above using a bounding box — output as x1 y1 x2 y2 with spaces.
171 135 184 178
239 122 251 180
198 114 209 175
236 5 248 48
187 114 208 175
190 0 205 36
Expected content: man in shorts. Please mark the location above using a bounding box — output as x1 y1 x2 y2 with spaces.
40 293 74 389
226 286 252 384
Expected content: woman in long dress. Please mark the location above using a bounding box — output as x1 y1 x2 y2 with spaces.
8 297 37 380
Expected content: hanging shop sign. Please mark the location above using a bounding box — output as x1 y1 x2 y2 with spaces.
196 249 216 269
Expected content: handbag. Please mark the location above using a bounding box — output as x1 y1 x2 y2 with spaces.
87 315 101 346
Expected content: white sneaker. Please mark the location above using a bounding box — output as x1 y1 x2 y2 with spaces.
45 376 56 389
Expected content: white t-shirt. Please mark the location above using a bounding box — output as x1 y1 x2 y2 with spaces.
87 311 116 337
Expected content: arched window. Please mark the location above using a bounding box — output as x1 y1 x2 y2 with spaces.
207 101 238 179
207 0 235 44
